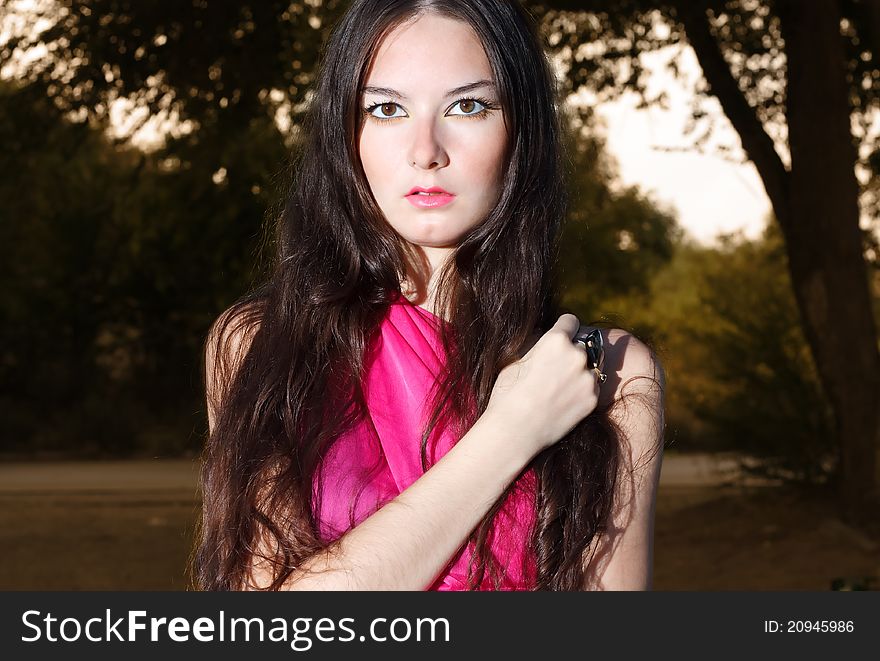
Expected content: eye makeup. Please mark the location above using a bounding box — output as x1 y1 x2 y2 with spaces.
362 96 499 123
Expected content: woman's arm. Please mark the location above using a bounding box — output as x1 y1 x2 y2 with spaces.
251 411 535 590
580 330 666 590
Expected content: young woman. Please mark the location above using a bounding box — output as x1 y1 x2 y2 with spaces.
196 0 665 591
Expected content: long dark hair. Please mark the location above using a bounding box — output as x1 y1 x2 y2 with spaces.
196 0 662 591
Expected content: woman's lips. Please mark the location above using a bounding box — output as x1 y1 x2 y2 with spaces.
405 192 456 208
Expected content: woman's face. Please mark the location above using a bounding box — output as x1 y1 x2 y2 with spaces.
358 13 507 268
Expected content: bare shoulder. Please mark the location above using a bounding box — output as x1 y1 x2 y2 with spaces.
205 301 264 432
581 327 665 411
582 327 666 475
579 327 665 590
206 302 263 358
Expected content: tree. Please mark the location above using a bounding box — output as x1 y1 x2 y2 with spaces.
534 0 880 526
0 78 146 452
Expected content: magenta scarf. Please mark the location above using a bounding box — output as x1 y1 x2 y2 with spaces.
312 293 537 590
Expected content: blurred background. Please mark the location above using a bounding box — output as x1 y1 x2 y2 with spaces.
1 0 878 590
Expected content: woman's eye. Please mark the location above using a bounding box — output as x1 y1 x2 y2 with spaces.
447 98 487 116
367 102 407 119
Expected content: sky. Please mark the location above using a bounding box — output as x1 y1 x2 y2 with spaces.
589 42 876 248
586 44 774 247
598 94 773 247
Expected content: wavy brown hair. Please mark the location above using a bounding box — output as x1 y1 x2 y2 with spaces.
195 0 663 591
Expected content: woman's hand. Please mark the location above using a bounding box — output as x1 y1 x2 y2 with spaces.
485 314 602 457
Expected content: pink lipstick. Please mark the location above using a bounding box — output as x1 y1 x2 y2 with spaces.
405 186 455 209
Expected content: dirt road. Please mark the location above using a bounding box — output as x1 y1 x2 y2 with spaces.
0 452 744 493
1 454 876 590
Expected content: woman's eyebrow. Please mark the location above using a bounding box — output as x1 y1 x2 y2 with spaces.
360 79 495 100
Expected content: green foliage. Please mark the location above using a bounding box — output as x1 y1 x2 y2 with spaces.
0 78 286 455
555 119 681 319
691 224 837 484
588 234 718 451
0 79 142 453
604 221 838 483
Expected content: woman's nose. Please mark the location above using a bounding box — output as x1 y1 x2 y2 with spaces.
407 117 449 170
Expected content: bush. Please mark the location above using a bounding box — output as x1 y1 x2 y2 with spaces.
677 224 836 483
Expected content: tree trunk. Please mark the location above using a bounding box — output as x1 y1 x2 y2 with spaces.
680 0 880 526
777 0 880 526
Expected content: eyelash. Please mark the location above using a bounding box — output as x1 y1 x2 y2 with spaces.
362 96 498 123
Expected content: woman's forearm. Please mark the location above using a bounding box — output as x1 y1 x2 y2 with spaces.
266 412 535 590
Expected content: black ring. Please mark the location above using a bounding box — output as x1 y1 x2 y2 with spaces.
572 327 604 371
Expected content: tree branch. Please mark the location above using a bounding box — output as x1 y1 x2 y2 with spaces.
673 1 791 226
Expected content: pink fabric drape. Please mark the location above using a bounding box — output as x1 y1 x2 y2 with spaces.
312 293 537 590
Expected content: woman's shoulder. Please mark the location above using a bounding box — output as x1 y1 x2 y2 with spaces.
205 299 265 431
583 327 665 411
206 301 264 366
599 328 663 384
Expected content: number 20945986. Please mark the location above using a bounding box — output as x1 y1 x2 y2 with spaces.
763 620 854 633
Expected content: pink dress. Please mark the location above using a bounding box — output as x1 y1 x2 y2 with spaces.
312 293 538 590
